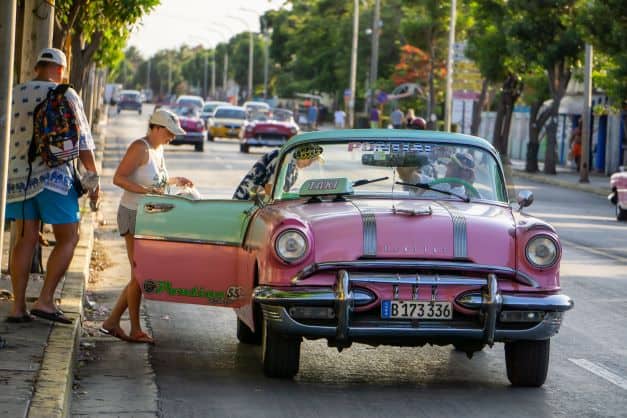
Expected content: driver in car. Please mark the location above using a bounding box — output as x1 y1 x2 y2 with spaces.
397 151 476 198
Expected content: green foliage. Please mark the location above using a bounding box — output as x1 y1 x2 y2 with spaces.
583 0 627 101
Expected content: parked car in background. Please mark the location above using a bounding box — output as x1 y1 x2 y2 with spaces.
200 101 230 125
243 101 271 115
133 129 573 386
176 95 204 110
609 166 627 221
117 90 142 114
168 106 206 152
239 109 299 153
207 106 247 141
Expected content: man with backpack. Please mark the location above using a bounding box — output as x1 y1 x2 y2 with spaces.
4 48 99 324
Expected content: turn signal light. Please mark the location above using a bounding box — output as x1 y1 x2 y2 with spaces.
499 310 545 322
288 306 335 319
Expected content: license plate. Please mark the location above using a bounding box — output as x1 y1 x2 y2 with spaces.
381 300 452 319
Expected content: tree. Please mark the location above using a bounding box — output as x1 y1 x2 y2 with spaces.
584 0 627 102
400 0 451 127
53 0 160 92
466 0 520 156
508 0 584 174
523 68 551 173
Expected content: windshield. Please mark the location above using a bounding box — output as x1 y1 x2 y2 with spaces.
215 108 246 119
273 109 293 122
172 106 199 118
177 98 203 109
273 141 507 203
202 103 222 113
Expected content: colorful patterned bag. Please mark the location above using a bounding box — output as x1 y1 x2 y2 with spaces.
28 84 80 167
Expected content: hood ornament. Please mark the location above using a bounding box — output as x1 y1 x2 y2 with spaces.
392 205 432 216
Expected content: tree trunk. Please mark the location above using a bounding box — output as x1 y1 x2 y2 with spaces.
526 102 551 173
427 40 436 130
543 63 570 175
70 32 103 94
471 79 488 136
492 74 523 162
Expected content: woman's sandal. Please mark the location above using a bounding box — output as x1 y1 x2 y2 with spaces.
128 331 155 345
99 326 130 342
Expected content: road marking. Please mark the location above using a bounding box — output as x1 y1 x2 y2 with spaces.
561 238 627 264
569 358 627 391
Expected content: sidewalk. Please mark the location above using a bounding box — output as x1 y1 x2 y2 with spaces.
0 117 105 418
510 159 609 197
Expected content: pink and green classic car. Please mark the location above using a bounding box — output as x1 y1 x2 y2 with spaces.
609 167 627 221
133 130 573 387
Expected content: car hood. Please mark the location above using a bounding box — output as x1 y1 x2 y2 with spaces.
213 117 245 125
271 198 517 268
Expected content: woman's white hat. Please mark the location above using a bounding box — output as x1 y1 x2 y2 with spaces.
149 108 186 136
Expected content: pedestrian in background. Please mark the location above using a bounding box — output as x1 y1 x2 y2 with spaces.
4 48 100 324
569 118 583 172
391 107 404 129
405 109 416 127
334 107 346 129
307 103 318 130
369 106 380 129
100 109 192 344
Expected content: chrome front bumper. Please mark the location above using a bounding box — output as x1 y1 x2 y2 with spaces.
253 270 574 348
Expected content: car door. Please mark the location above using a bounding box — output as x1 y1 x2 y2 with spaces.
133 194 257 308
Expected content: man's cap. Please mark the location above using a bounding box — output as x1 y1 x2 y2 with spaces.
36 48 67 67
149 108 186 136
451 151 475 170
408 117 426 130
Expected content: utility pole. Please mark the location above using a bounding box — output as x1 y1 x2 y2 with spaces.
369 0 380 91
263 25 270 99
146 58 151 92
580 43 593 183
223 52 228 98
167 53 172 97
248 31 254 100
1 0 17 296
203 51 208 99
444 0 457 132
348 0 359 129
211 50 216 98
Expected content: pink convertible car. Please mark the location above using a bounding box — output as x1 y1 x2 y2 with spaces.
609 167 627 221
133 130 573 387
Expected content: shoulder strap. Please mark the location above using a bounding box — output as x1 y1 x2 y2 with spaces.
53 83 72 96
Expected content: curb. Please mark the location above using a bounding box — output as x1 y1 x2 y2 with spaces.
27 211 94 418
512 169 608 197
27 120 105 418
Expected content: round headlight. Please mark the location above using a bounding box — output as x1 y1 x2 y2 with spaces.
275 230 308 263
525 235 559 268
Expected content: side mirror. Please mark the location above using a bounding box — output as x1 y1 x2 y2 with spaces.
517 190 534 211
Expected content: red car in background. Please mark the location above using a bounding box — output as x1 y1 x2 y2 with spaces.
609 167 627 221
168 106 206 152
239 108 299 153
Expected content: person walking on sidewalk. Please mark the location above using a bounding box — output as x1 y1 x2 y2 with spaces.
4 48 100 324
100 109 192 344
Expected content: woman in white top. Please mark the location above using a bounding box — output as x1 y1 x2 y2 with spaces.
101 109 192 344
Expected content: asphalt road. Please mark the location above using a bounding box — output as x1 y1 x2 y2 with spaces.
77 107 627 418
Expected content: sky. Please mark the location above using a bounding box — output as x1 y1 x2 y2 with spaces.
127 0 287 58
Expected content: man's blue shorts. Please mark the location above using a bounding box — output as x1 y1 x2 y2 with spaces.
5 188 80 224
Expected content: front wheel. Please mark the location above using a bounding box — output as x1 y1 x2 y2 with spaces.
505 339 550 387
236 317 261 345
194 142 204 152
240 143 250 153
262 319 300 378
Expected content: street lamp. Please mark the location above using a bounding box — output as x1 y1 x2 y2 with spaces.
225 15 254 101
207 22 232 100
348 0 359 128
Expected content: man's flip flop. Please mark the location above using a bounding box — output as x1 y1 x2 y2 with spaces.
5 313 35 323
30 309 72 324
99 326 130 342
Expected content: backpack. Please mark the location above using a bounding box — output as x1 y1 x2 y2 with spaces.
28 84 80 167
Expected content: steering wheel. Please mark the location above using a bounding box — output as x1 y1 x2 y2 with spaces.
429 177 480 198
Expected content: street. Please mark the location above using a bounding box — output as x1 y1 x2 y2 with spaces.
73 108 627 418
